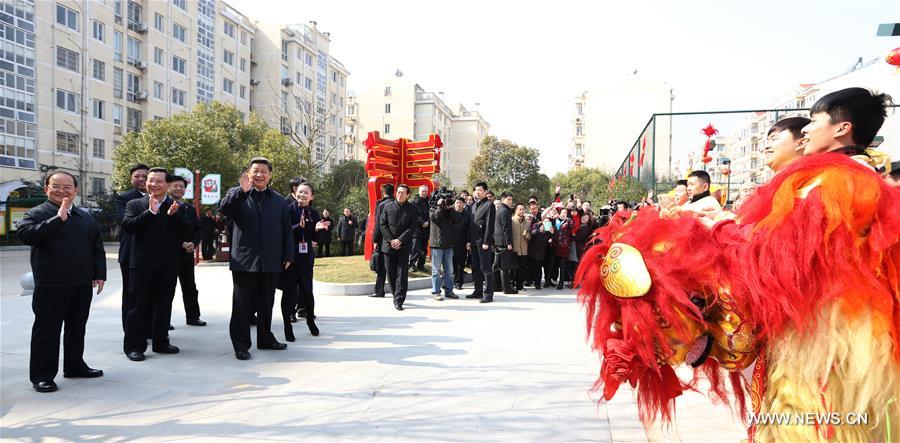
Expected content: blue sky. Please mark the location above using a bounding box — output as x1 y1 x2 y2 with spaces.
229 0 899 175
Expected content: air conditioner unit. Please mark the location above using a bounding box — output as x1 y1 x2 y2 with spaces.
281 78 293 87
134 23 148 34
135 91 148 101
249 79 260 86
134 60 147 70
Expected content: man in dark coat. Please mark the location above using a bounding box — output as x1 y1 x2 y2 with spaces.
200 209 217 260
18 171 106 393
337 207 357 256
369 184 394 298
526 202 548 290
168 176 206 326
113 163 148 331
452 197 471 291
379 184 417 310
493 192 517 295
408 185 431 272
121 168 193 362
428 196 462 300
218 158 294 360
469 181 496 302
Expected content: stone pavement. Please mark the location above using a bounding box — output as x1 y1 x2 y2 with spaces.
0 249 745 442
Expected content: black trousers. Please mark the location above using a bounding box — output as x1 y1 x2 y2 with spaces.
201 236 215 260
528 256 544 288
374 247 387 297
493 248 514 293
230 271 279 352
120 262 131 332
178 252 201 321
513 255 528 290
471 245 494 296
280 255 315 329
453 250 467 286
383 249 410 307
317 241 331 258
30 285 93 382
124 267 178 353
543 254 559 285
409 237 427 270
340 240 353 256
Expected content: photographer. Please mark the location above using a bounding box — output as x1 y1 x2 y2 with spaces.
428 193 461 300
409 185 431 272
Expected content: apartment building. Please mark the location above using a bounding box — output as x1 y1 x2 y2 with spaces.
0 0 255 206
250 20 349 173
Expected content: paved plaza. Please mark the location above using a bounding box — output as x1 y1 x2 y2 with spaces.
0 249 744 442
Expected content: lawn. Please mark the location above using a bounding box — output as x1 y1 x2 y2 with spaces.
313 255 432 283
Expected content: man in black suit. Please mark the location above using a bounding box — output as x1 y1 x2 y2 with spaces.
168 176 206 327
379 184 417 310
219 158 293 361
469 181 496 302
452 196 471 291
369 183 394 299
337 208 357 256
121 168 193 361
493 191 517 296
113 163 148 331
200 209 217 260
18 171 106 393
408 185 431 272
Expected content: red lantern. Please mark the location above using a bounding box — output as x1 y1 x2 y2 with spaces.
722 168 730 176
887 47 900 71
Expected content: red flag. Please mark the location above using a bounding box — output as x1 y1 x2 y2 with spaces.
629 153 635 176
639 137 647 167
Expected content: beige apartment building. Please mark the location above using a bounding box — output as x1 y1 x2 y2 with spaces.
350 75 489 189
250 20 349 173
0 0 257 206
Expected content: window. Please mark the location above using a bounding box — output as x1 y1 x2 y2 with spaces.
56 131 79 154
154 47 164 66
575 122 583 136
113 31 123 62
173 0 186 10
576 103 583 115
385 103 391 114
304 76 313 91
384 124 390 134
92 20 105 42
240 58 247 72
92 59 105 81
153 81 164 99
241 30 247 45
223 78 233 94
305 53 313 66
223 49 234 66
127 1 142 27
172 88 186 107
384 86 391 96
113 67 123 98
56 89 77 113
224 21 235 38
281 39 288 61
239 85 246 99
91 177 106 195
332 71 337 83
56 4 78 31
172 56 186 75
92 139 105 159
112 104 123 126
575 143 583 156
56 46 79 72
126 108 142 132
280 92 288 112
92 99 104 120
127 37 142 65
126 73 140 102
172 23 186 42
114 0 123 20
154 13 164 32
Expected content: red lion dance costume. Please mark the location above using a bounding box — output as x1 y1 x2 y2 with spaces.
577 153 900 441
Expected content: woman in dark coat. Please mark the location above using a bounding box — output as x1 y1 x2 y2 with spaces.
278 179 321 341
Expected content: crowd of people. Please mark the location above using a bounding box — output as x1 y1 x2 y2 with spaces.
16 86 899 400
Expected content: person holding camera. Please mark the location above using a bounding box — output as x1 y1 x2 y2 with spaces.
409 185 431 272
428 194 461 300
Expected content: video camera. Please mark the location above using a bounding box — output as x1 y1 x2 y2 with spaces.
429 187 456 209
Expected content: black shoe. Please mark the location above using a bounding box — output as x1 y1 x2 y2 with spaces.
479 298 493 304
168 324 175 331
258 341 287 350
285 327 296 342
64 367 104 378
445 293 459 299
152 344 180 354
556 282 564 290
465 293 482 299
186 319 207 327
235 351 251 360
33 380 58 393
454 283 463 290
307 318 319 336
504 289 519 295
126 351 145 361
395 305 404 311
535 284 542 290
369 294 385 298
